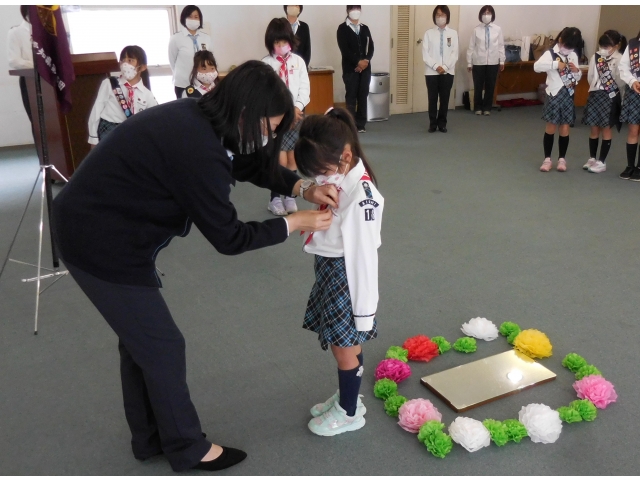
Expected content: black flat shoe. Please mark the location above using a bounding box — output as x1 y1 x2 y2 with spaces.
428 126 437 133
438 126 448 133
191 446 247 472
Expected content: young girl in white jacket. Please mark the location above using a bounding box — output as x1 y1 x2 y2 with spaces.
295 108 384 437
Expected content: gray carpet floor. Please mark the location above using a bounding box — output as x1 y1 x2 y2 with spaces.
0 106 638 475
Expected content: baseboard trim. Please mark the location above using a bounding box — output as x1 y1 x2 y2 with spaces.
0 143 36 153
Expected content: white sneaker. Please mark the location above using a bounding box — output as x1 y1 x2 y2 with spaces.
310 390 366 417
283 196 298 213
588 160 606 173
483 111 491 116
583 158 596 170
268 197 287 216
308 402 365 436
475 110 482 115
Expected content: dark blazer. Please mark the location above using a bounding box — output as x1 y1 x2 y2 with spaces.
337 21 374 73
293 21 311 67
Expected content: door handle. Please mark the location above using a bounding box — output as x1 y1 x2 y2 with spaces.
417 39 422 44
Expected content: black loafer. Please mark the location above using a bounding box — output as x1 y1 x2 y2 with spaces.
428 126 437 133
620 166 635 179
438 126 448 133
192 446 247 472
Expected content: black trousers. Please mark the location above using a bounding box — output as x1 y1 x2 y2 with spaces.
425 74 455 128
472 64 500 112
174 86 185 99
19 76 33 123
343 68 371 130
65 263 210 472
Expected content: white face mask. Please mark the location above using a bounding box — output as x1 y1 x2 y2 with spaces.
197 71 218 85
435 16 447 28
558 46 573 57
120 62 138 81
482 14 492 25
287 6 300 17
598 48 613 57
348 9 361 21
315 161 348 187
186 18 200 31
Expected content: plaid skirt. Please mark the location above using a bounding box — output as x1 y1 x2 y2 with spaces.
542 86 575 125
98 118 120 141
281 118 302 151
303 255 377 351
620 85 640 124
582 90 621 127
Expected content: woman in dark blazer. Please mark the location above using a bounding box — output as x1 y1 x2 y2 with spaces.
51 61 336 473
284 5 311 66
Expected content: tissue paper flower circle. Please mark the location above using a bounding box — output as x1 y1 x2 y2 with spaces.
513 329 553 359
557 406 582 423
373 378 398 400
448 417 492 452
384 395 407 417
562 353 587 373
453 337 477 353
397 399 443 433
518 403 563 444
569 399 598 421
402 335 440 362
431 336 451 354
573 375 617 409
575 364 602 381
499 321 521 344
424 430 453 459
461 317 499 341
385 346 409 363
374 359 411 383
417 420 445 443
503 419 528 443
482 419 509 446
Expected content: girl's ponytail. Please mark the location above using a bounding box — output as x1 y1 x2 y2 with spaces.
619 34 628 54
140 70 151 90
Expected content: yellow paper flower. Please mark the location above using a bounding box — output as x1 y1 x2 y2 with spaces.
513 329 552 359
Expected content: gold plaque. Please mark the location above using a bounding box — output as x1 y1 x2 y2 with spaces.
420 350 556 412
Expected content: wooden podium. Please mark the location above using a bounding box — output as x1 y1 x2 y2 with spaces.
10 52 119 180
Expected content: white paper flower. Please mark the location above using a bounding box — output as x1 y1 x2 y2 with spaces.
518 403 563 444
448 417 491 452
460 317 499 341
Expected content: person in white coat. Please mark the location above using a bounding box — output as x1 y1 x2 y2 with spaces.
295 108 383 438
466 5 505 116
422 5 458 133
168 5 212 99
7 6 33 123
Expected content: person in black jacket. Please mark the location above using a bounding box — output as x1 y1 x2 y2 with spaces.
51 61 337 473
337 5 374 132
284 5 310 66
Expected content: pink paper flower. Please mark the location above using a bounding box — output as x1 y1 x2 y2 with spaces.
573 375 618 409
398 398 442 433
374 358 411 383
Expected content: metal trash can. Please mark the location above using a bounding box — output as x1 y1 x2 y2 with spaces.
367 72 390 122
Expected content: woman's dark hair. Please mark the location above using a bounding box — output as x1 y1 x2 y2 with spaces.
198 60 295 176
433 5 451 25
265 17 299 55
180 5 203 29
283 5 303 15
555 27 582 50
479 5 495 22
346 6 361 12
20 5 28 21
189 50 218 86
295 108 377 186
119 46 151 90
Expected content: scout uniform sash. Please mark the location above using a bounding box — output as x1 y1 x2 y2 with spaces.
595 53 619 98
550 49 578 96
108 76 133 118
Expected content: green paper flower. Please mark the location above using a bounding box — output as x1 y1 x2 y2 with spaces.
499 322 521 344
431 336 451 354
453 337 477 353
424 430 453 459
570 399 598 422
385 346 409 363
503 419 528 443
575 364 602 380
417 420 445 443
557 406 583 423
562 353 588 373
384 395 407 417
373 378 398 400
483 419 509 446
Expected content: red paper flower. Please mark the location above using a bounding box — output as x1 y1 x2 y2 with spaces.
402 335 440 362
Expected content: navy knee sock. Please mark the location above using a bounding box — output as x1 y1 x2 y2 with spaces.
558 135 569 159
270 191 279 201
599 140 612 163
338 354 363 417
627 143 638 168
543 132 554 158
589 137 599 159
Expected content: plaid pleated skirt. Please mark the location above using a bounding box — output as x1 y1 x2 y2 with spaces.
582 90 621 127
303 255 377 351
542 86 575 125
620 85 640 124
281 118 302 151
98 118 120 141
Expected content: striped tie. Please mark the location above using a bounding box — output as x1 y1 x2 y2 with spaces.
485 25 490 50
188 34 199 53
440 29 444 58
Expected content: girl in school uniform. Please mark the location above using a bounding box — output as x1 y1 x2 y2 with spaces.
618 29 640 181
581 31 625 174
262 17 310 216
87 46 157 146
168 5 212 99
422 5 458 133
295 108 384 436
534 27 583 172
182 50 219 98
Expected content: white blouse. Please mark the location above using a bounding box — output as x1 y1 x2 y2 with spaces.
534 44 582 96
422 26 459 76
466 23 505 67
619 43 640 88
7 20 33 70
261 53 310 111
168 28 213 88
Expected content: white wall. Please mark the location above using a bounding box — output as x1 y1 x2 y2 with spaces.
0 6 33 148
454 4 601 105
